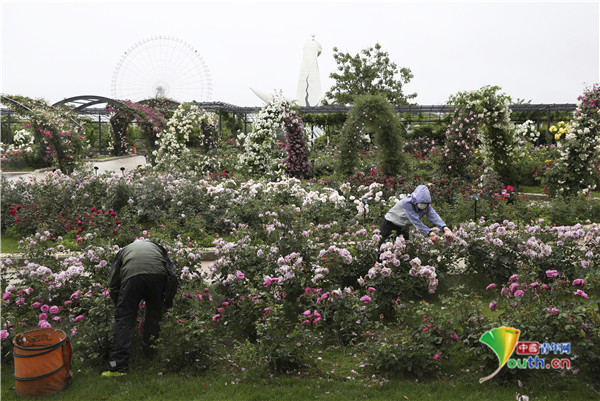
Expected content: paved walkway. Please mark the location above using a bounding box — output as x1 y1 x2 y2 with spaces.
2 155 148 182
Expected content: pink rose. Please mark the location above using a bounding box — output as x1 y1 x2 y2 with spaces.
433 353 441 361
40 304 50 313
572 279 586 288
39 313 48 321
49 306 59 314
235 271 245 280
485 283 496 291
32 302 41 308
0 330 9 341
74 315 84 323
367 287 376 293
546 270 559 278
212 314 222 323
2 292 11 301
360 295 371 304
489 301 498 311
546 308 559 315
573 289 589 299
38 320 51 328
514 290 525 297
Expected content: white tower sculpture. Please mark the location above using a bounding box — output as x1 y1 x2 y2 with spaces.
251 36 323 106
296 35 323 107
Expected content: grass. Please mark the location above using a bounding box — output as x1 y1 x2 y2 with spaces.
520 186 544 194
1 363 594 401
0 234 20 254
519 186 600 198
2 345 596 400
1 166 37 172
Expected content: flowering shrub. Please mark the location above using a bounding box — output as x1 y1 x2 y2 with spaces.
338 94 407 176
154 103 218 170
446 86 517 184
449 220 599 283
544 84 600 196
237 95 291 177
1 128 37 171
106 100 167 160
2 95 87 174
282 110 310 178
487 264 600 375
442 111 480 179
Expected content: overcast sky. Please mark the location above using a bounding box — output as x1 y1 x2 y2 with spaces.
1 0 599 107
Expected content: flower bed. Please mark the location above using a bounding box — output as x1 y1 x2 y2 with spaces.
1 170 598 380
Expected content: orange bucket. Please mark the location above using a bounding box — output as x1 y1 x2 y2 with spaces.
12 328 73 397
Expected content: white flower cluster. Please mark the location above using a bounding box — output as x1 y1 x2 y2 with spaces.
514 120 541 148
237 94 291 176
555 86 600 195
13 129 35 150
154 104 217 170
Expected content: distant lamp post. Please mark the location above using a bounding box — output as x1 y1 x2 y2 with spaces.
94 166 99 175
120 167 125 177
472 195 480 221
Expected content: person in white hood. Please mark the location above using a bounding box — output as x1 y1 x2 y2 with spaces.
378 184 454 251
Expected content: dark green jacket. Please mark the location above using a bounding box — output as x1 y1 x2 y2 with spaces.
108 241 178 307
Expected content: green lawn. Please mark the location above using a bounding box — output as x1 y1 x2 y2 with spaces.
1 366 594 401
0 235 20 254
520 186 544 194
2 344 595 401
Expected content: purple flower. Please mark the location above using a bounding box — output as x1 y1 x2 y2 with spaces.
2 292 11 301
573 289 589 299
49 306 59 314
360 295 372 304
546 270 559 278
40 304 50 313
489 301 498 311
486 283 496 291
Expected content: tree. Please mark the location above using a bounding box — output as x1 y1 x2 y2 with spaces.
324 43 417 107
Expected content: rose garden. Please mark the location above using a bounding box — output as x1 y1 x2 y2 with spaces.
1 83 599 400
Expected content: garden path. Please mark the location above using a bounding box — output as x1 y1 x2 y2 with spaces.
2 155 148 182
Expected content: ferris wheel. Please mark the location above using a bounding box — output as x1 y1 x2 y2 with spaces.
111 35 212 102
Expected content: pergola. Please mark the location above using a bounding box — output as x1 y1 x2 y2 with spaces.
1 95 577 150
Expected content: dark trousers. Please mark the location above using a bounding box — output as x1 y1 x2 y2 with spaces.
378 218 410 252
109 274 166 372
